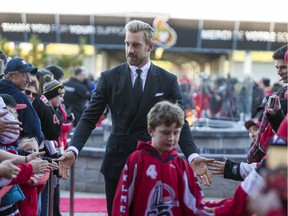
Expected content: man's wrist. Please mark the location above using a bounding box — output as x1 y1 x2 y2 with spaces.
188 153 200 164
67 147 79 159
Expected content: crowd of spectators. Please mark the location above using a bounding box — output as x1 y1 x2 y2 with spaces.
0 53 94 215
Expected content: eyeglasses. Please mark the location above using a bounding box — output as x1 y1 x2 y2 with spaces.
25 90 37 98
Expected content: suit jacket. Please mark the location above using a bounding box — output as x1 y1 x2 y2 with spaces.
69 63 199 179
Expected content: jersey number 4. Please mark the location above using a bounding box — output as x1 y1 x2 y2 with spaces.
146 164 157 179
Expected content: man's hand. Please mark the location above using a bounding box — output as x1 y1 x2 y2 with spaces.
190 156 214 186
266 95 281 116
57 151 76 179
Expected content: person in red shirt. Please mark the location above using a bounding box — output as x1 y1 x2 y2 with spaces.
112 101 211 216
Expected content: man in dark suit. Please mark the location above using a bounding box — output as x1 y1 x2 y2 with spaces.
59 20 213 216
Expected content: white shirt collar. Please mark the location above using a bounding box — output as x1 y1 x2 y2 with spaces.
129 61 151 77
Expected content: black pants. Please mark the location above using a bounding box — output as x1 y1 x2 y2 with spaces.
104 176 119 216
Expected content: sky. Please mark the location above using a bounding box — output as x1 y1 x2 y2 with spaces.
1 0 287 23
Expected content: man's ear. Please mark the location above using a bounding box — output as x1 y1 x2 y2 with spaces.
148 43 154 52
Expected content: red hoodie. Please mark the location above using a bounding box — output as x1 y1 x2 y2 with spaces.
112 141 207 216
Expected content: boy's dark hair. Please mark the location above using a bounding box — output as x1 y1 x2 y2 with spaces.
272 45 287 60
147 100 184 130
46 65 64 81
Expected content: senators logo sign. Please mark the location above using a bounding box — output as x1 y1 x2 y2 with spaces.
153 17 177 49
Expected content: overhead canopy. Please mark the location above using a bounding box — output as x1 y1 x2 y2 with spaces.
0 13 286 54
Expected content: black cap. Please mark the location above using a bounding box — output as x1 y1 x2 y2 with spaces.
0 94 27 110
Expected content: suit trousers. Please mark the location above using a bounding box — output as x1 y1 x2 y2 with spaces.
104 176 119 216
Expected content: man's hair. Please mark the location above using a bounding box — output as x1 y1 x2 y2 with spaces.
125 20 154 45
147 101 184 130
74 66 88 76
272 45 287 60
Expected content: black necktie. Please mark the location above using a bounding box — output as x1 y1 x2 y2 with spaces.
133 69 143 105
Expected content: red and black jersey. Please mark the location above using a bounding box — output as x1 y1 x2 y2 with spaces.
112 141 206 216
32 94 62 141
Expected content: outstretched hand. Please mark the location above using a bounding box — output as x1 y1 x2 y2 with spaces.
0 110 22 137
56 151 76 179
0 158 20 179
190 156 214 186
207 155 227 175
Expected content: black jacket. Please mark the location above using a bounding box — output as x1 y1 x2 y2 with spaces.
69 63 199 180
63 77 91 126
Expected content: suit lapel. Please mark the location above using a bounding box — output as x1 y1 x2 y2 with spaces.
114 64 135 107
117 64 133 95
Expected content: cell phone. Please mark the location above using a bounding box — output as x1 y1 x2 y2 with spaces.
68 113 75 122
267 96 276 109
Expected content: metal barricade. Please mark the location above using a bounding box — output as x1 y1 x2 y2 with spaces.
48 171 54 216
69 163 75 216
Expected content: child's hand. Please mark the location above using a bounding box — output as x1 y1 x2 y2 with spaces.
29 158 50 174
49 159 59 170
30 176 38 185
27 151 45 162
207 156 227 175
34 173 45 179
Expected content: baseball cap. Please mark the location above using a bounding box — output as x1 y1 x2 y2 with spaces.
244 119 261 130
0 94 27 110
4 57 37 75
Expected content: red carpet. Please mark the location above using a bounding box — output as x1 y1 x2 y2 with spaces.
60 197 107 213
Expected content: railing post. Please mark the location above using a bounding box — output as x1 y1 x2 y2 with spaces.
48 171 54 216
69 163 75 216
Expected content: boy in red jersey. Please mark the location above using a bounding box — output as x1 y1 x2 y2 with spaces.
112 100 211 216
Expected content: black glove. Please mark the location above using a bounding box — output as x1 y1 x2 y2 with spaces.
224 159 243 181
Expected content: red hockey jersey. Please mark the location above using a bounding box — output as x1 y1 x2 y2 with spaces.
112 141 208 216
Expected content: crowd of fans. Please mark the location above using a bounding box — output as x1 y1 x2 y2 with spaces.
0 51 94 215
179 73 282 125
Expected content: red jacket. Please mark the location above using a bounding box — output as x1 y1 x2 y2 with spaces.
55 103 73 153
0 163 33 197
17 171 50 216
112 141 206 216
